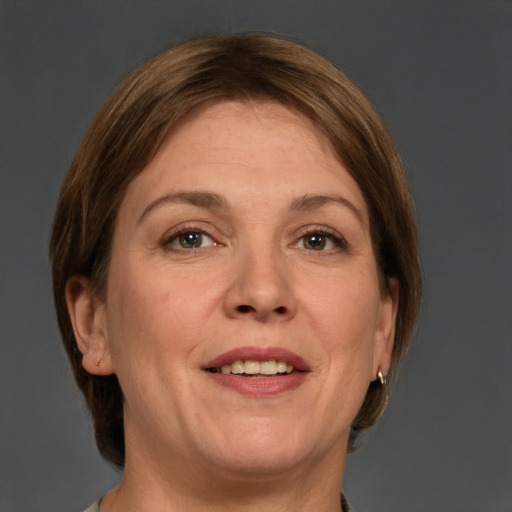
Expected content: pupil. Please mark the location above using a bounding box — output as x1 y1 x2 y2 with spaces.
305 234 325 250
179 232 202 248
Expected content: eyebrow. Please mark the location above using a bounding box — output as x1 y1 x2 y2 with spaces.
138 190 364 226
290 194 365 225
138 191 229 224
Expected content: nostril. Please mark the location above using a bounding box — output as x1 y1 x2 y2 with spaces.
237 305 254 314
234 304 288 316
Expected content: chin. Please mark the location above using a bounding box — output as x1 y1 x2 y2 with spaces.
213 448 308 480
202 417 344 479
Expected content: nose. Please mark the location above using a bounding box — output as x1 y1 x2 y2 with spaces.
223 245 297 322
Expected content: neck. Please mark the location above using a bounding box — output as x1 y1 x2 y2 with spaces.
101 439 347 512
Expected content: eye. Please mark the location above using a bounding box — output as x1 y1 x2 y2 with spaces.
294 229 346 251
302 233 329 250
168 230 215 250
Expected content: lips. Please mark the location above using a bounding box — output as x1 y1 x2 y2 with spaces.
203 346 310 396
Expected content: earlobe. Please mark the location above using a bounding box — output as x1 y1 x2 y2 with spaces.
373 277 399 378
65 276 114 376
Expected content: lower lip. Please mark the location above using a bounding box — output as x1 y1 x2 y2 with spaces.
205 372 308 396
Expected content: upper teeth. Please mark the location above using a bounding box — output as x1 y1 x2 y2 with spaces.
219 360 294 375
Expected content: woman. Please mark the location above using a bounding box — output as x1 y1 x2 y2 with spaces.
50 33 421 512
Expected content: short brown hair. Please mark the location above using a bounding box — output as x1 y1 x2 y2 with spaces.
50 33 422 468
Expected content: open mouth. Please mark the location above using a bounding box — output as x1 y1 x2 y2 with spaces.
205 359 303 377
203 349 309 395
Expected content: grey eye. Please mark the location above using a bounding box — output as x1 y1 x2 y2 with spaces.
169 231 215 249
179 232 203 248
303 234 327 250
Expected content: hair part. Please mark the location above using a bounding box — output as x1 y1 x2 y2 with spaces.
50 33 422 468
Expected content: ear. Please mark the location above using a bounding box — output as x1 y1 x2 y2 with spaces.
372 277 399 379
65 276 114 376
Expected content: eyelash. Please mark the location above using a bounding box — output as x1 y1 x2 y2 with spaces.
161 225 219 251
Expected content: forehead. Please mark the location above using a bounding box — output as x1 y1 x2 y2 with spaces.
169 98 334 149
119 99 368 222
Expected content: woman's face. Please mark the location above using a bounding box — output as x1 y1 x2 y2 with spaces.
80 100 397 479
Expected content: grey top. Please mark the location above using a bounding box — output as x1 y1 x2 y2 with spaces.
83 501 99 512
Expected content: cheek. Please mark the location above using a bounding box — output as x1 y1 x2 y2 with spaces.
302 270 381 365
105 260 222 365
295 271 382 434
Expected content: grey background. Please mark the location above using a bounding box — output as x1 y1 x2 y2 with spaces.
1 2 511 511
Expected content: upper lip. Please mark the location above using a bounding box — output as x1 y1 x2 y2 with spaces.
203 346 310 372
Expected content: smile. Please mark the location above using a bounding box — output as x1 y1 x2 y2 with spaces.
203 347 309 395
206 359 297 376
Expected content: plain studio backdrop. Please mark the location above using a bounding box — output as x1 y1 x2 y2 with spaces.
1 2 511 511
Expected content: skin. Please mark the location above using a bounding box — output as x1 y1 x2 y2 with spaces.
66 100 398 512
